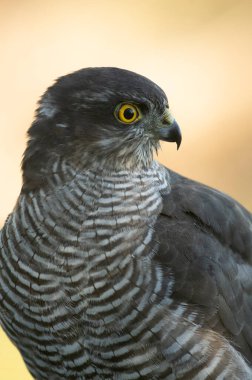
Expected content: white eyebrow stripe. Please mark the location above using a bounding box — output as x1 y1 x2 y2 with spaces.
56 123 68 128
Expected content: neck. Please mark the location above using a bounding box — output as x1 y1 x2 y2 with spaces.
22 135 160 190
67 137 159 172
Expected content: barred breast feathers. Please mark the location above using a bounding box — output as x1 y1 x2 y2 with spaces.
1 159 251 379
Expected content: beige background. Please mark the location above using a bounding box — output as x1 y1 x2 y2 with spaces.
0 0 252 378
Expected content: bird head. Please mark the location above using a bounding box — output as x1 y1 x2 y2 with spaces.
22 67 181 189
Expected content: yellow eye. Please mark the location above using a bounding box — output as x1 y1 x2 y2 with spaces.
116 103 140 124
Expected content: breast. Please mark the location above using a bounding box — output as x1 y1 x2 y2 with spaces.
0 160 172 378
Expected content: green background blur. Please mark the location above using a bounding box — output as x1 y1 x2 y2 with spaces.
0 1 252 378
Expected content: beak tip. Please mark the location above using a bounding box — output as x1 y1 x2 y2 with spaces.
176 137 182 150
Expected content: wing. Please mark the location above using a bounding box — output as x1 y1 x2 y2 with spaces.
154 168 252 363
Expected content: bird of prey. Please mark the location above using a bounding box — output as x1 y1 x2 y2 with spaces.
0 67 252 380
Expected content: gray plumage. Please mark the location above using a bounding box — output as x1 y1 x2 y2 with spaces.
0 67 252 379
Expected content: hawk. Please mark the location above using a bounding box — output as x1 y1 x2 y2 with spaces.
0 67 251 379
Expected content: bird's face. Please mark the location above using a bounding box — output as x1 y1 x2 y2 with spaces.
23 68 181 188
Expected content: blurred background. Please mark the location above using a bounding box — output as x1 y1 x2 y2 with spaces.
0 0 252 378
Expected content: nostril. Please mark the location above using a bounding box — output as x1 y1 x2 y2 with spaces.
162 117 171 125
162 109 174 126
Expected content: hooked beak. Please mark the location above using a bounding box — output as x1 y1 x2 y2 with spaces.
158 110 182 150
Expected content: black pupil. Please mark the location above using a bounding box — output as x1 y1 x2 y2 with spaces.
123 107 135 120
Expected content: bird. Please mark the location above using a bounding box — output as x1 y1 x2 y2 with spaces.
0 67 252 380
